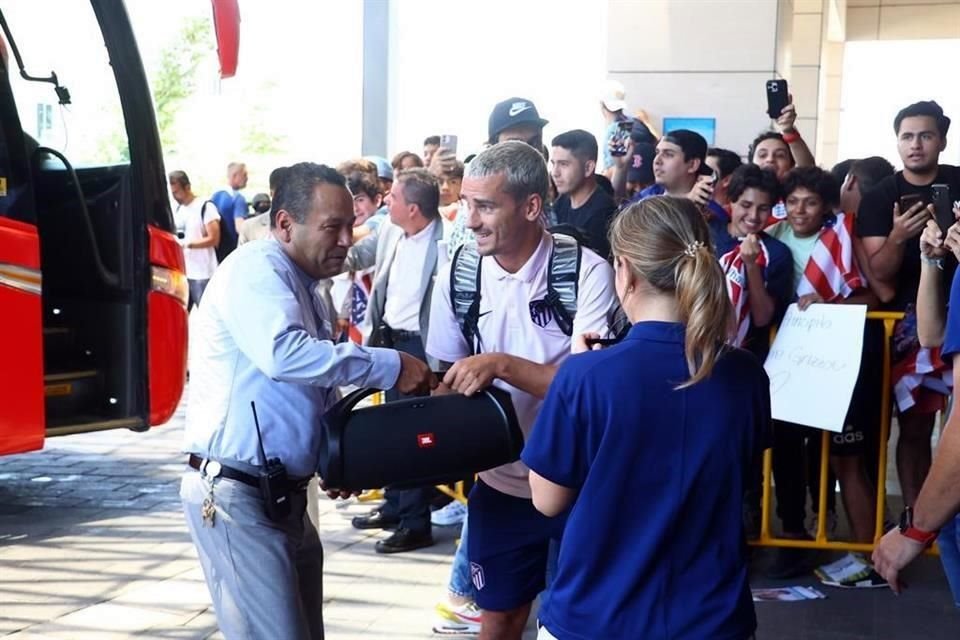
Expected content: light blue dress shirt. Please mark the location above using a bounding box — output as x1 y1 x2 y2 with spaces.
183 237 401 477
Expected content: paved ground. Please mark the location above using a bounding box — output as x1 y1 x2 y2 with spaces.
1 390 958 639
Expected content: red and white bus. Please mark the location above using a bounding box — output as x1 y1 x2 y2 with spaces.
0 0 239 456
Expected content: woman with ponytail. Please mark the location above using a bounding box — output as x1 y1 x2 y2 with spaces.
522 196 770 640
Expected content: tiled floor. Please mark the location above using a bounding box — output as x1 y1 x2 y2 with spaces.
1 391 957 639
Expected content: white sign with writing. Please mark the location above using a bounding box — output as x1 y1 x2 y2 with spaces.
763 303 867 432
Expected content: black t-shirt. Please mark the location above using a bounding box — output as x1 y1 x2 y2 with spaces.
552 185 617 260
856 165 960 310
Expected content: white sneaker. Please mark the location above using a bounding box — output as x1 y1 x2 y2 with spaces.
431 500 468 526
433 601 481 635
815 553 865 584
815 552 888 588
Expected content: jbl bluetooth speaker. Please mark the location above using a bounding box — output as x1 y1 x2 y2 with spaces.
317 386 523 490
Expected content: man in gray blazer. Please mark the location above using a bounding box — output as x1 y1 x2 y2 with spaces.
344 168 447 553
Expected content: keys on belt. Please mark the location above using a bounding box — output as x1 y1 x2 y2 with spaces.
187 454 312 491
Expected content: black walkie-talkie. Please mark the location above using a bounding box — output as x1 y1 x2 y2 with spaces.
251 401 291 522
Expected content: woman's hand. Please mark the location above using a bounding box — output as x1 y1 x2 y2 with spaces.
573 332 602 354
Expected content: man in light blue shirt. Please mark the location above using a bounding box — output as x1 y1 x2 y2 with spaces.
181 162 436 640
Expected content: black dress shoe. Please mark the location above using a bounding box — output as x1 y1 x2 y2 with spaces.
351 509 400 531
375 528 434 554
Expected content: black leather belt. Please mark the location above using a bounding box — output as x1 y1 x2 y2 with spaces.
382 324 421 342
187 454 312 492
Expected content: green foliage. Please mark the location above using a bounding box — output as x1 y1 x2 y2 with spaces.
240 82 286 156
152 17 212 154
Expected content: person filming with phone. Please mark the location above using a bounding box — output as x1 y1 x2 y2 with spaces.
856 101 960 519
619 129 728 223
880 192 960 602
760 80 816 177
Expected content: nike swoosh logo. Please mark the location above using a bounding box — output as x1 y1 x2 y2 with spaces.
478 310 492 318
508 103 531 117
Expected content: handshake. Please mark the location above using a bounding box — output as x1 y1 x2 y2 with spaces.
394 352 510 398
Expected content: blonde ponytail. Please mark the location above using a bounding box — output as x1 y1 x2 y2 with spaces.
609 196 732 387
673 241 732 387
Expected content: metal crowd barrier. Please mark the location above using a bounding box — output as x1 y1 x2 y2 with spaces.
358 311 937 541
752 310 939 554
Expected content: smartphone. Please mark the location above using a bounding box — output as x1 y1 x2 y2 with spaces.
439 134 458 156
766 79 789 119
932 184 955 235
698 164 719 184
899 193 925 213
611 120 632 157
585 337 622 348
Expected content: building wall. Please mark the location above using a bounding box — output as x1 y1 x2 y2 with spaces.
606 0 960 167
606 0 793 157
848 0 960 40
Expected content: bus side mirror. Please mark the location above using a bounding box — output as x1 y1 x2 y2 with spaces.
210 0 240 79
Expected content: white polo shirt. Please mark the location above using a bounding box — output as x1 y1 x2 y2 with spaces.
427 231 616 499
383 219 437 332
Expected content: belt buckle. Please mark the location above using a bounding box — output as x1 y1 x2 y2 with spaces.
201 459 222 479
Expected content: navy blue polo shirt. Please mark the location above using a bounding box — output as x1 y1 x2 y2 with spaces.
633 184 728 223
942 266 960 362
522 321 768 640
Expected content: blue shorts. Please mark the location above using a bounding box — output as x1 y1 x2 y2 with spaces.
467 479 560 611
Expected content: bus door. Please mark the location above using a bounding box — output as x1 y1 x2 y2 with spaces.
0 32 44 455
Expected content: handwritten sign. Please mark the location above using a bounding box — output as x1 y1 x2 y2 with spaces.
763 303 867 432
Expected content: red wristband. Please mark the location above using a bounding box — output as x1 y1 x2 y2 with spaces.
899 506 938 547
901 526 938 547
782 130 801 144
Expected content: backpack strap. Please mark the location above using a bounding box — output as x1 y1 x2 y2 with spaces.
450 242 484 355
199 201 211 238
607 302 631 340
545 233 581 336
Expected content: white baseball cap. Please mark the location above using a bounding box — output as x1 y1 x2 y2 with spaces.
601 80 627 112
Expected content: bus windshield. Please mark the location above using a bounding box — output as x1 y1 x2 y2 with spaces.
1 2 129 167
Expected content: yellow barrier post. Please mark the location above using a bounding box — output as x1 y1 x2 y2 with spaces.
760 449 773 541
435 480 469 505
873 316 898 543
750 311 935 553
815 430 831 544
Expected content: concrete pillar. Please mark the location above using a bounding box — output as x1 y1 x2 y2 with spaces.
788 0 847 167
361 0 390 158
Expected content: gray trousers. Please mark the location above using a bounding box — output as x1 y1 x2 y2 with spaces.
181 472 324 640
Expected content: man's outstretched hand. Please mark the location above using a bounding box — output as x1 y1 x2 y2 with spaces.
396 352 438 395
442 354 506 397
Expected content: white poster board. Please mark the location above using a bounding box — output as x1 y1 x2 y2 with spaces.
763 304 867 432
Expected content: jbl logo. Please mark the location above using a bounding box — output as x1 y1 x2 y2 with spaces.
418 433 435 448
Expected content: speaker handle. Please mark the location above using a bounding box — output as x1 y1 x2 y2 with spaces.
337 386 383 411
318 387 382 489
